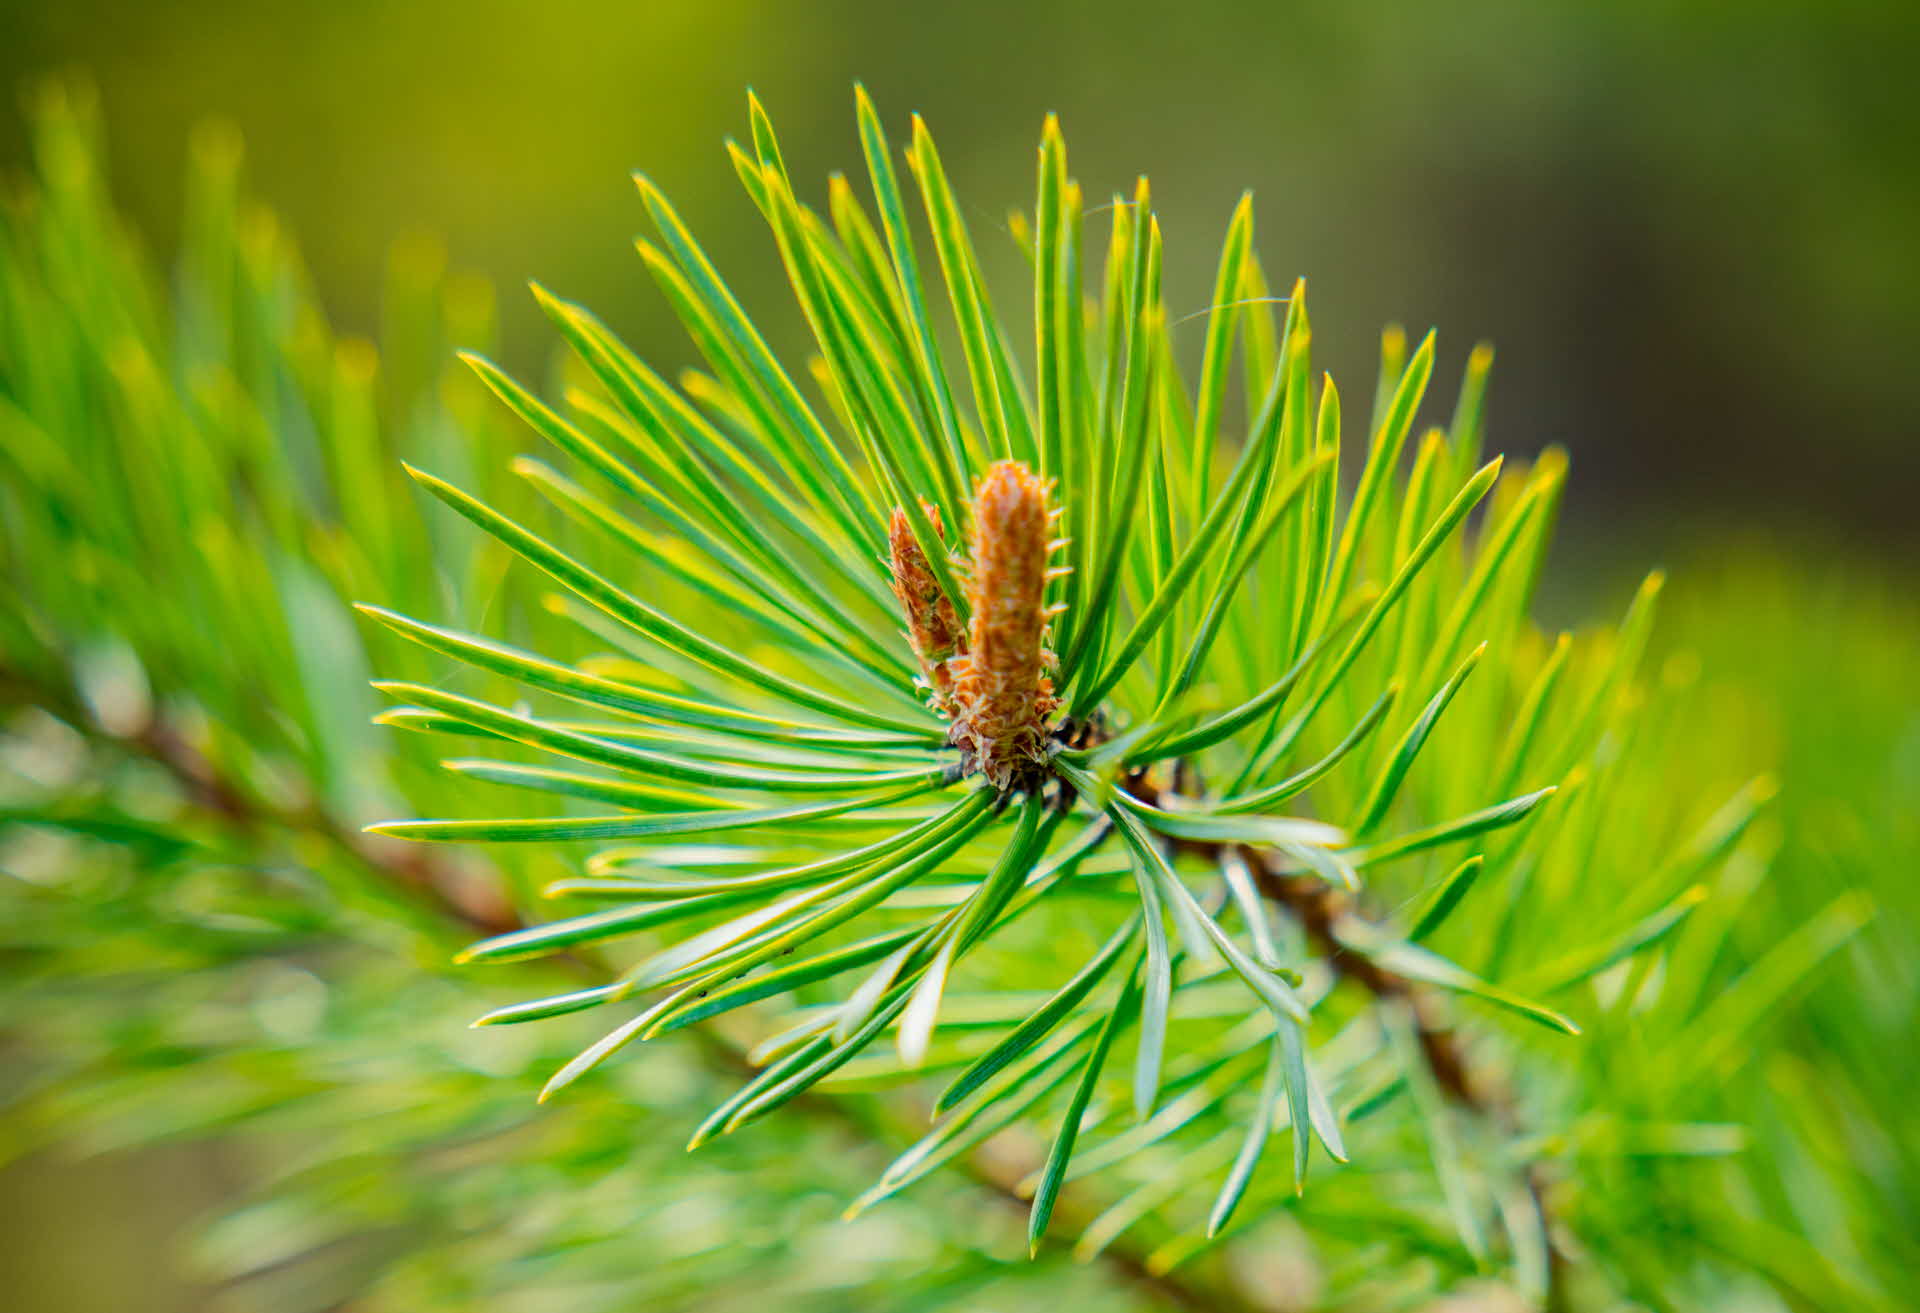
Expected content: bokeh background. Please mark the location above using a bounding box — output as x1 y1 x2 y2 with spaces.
2 2 1915 1309
7 0 1918 556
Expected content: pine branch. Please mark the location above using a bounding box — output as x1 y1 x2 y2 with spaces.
5 82 1891 1313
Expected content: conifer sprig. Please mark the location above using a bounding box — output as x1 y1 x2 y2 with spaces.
349 91 1762 1282
7 83 1899 1313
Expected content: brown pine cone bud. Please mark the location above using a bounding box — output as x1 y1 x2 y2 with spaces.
949 460 1060 793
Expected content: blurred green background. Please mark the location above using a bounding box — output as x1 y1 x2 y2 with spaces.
5 0 1918 554
2 2 1916 1309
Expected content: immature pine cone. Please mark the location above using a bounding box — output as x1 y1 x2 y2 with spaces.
948 461 1060 793
887 463 1061 792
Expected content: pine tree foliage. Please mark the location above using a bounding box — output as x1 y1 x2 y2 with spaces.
358 89 1837 1294
0 82 1907 1313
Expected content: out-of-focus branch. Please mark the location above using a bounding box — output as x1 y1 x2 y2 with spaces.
1 660 519 935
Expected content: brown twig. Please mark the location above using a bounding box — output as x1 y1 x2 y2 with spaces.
1246 858 1482 1105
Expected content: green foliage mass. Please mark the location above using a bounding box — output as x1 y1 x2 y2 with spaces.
0 82 1910 1313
